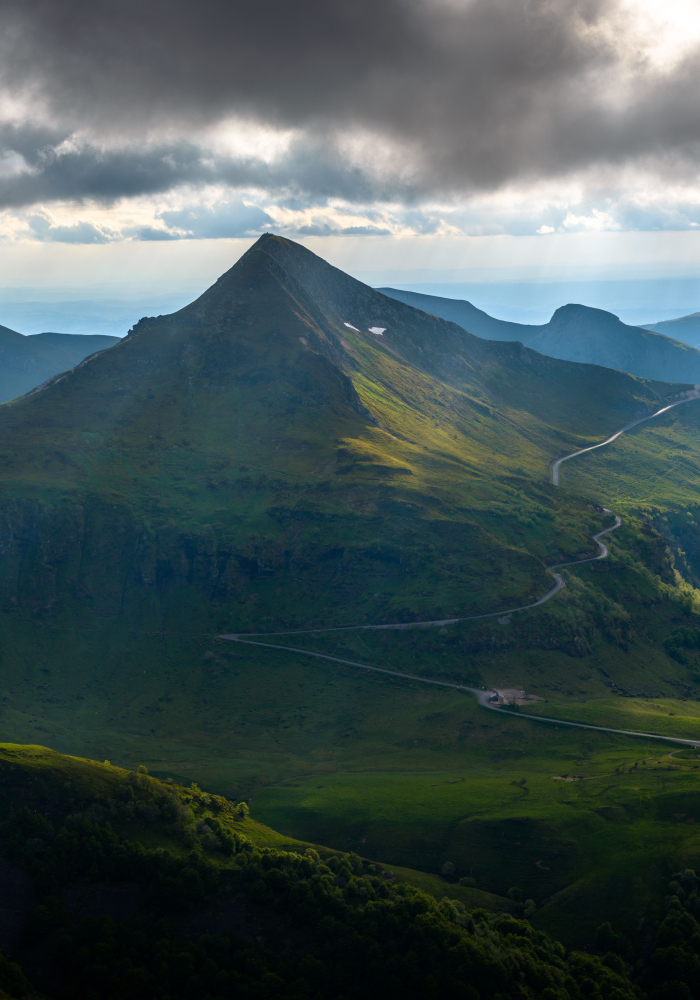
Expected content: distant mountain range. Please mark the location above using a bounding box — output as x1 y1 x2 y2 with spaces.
0 325 120 402
642 312 700 348
378 288 700 384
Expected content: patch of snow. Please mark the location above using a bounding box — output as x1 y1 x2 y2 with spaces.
343 322 360 332
369 327 386 335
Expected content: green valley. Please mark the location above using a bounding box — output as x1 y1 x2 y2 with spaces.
2 236 700 986
0 743 648 1000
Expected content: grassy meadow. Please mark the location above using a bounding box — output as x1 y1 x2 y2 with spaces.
3 608 700 943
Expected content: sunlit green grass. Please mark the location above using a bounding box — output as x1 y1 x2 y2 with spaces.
560 401 700 512
520 696 700 740
251 739 700 944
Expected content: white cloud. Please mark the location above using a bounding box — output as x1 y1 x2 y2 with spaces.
2 159 700 246
562 209 619 232
0 150 33 179
614 0 700 72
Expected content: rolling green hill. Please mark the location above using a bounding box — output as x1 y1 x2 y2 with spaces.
3 236 700 959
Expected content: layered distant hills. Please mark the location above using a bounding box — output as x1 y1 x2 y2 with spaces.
0 324 119 402
379 287 700 383
643 311 700 347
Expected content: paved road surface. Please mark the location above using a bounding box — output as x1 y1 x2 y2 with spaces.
224 632 700 748
552 388 700 486
222 393 700 747
223 511 700 745
221 515 622 642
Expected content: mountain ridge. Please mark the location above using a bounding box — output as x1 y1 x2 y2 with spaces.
379 285 700 383
0 323 119 403
375 286 540 341
643 309 700 347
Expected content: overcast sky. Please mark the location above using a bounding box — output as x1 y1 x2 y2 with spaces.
2 0 700 282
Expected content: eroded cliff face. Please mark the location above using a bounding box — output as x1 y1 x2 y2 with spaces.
0 492 665 672
0 493 542 631
0 499 251 621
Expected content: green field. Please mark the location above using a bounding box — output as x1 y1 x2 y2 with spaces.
0 477 699 945
4 612 700 944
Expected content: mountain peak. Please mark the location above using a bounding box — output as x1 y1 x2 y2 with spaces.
182 232 354 324
383 286 700 382
0 234 681 638
549 303 624 327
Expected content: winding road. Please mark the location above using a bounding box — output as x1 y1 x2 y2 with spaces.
222 391 700 748
225 615 700 748
221 516 622 642
224 512 700 746
552 387 700 486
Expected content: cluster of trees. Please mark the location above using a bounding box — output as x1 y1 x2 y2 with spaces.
630 868 700 999
1 803 636 1000
664 626 700 664
1 765 698 999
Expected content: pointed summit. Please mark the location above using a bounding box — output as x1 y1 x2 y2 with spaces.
0 234 383 489
183 232 402 363
0 235 680 634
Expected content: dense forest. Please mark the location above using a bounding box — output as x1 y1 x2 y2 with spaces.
0 750 693 1000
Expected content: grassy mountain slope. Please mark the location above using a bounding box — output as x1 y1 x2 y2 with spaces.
0 234 683 629
0 325 119 402
381 286 700 383
3 236 700 950
555 395 700 575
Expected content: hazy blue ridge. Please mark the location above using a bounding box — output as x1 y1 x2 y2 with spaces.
0 326 119 403
380 286 700 383
642 310 700 348
375 286 545 341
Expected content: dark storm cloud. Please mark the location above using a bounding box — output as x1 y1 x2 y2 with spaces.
0 129 414 209
0 136 210 207
0 0 700 206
